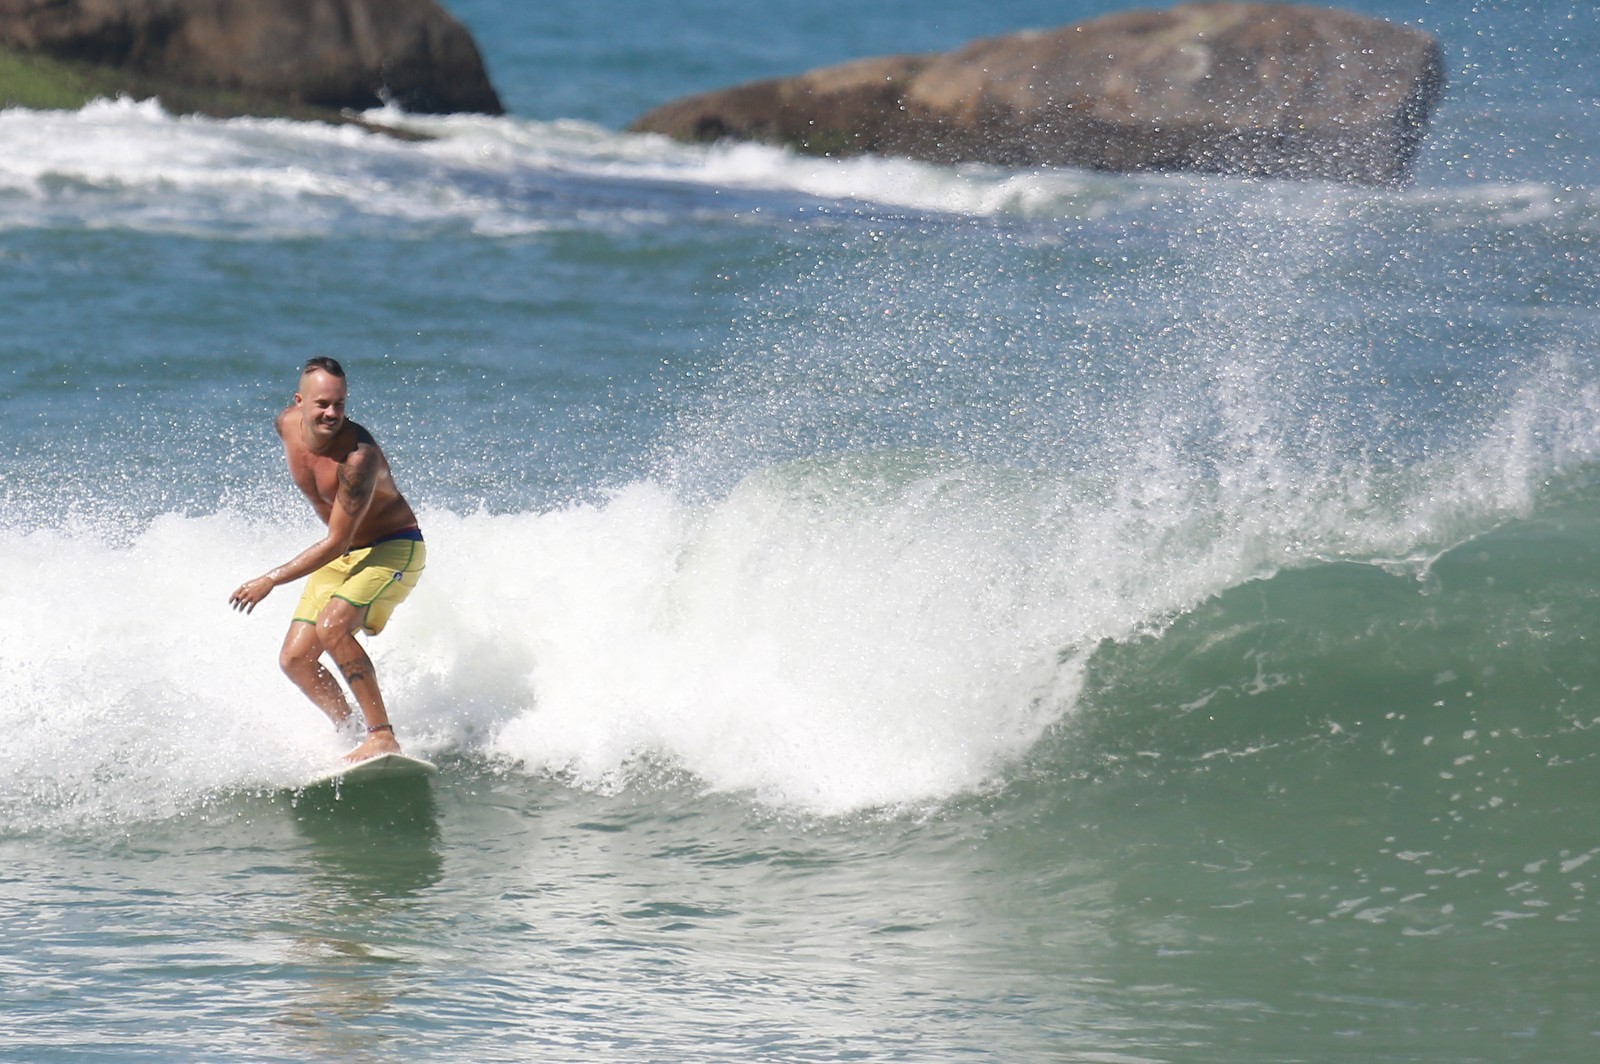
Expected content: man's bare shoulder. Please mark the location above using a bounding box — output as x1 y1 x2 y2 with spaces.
341 421 383 462
335 422 391 481
345 420 378 447
275 406 296 439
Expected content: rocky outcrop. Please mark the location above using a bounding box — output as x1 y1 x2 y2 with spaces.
0 0 502 116
630 3 1445 186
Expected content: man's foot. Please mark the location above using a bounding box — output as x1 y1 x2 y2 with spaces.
343 724 402 764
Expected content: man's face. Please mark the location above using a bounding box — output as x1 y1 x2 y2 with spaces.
296 370 348 442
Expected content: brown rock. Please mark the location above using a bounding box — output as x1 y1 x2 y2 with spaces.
0 0 502 114
630 3 1444 186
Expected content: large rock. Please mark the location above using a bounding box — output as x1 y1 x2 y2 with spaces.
630 3 1444 186
0 0 502 115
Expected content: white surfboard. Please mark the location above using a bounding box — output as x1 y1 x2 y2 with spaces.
308 752 438 788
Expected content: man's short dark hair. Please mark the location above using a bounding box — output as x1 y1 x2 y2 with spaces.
302 356 345 378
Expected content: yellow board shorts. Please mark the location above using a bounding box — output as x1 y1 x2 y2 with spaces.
293 530 426 636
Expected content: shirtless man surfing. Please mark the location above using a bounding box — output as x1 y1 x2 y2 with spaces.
229 357 427 763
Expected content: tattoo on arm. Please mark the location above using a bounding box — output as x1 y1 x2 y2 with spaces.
337 450 378 515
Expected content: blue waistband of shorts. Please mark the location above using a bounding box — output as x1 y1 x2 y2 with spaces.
356 527 424 550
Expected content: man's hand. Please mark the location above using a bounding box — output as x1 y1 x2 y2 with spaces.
229 576 276 614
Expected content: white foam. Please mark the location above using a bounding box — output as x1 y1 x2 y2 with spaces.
0 99 1592 239
464 478 1083 814
0 482 1075 827
0 514 348 831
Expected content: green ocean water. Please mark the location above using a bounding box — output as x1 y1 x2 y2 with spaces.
4 0 1600 1060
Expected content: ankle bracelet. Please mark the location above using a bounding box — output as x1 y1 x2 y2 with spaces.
368 723 394 735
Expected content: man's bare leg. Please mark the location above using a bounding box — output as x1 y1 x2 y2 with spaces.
279 622 356 730
316 598 402 762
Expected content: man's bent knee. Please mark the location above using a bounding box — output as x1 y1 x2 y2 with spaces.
280 624 322 677
314 599 366 652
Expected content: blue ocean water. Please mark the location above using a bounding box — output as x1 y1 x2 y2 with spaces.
3 1 1600 1059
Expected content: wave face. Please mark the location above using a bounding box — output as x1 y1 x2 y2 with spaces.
5 401 1600 831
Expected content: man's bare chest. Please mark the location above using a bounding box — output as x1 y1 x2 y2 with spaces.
287 450 341 505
